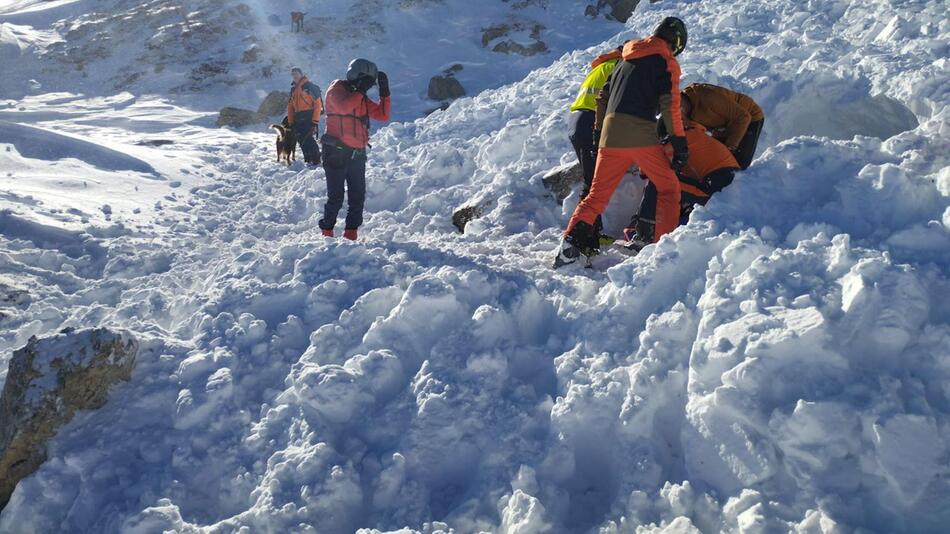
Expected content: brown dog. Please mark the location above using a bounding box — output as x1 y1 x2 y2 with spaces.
291 11 305 33
270 116 297 165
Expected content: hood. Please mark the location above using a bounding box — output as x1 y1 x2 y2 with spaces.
622 36 674 61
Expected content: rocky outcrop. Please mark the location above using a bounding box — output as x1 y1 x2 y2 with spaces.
216 107 266 128
586 0 643 23
452 205 484 233
481 22 548 56
257 90 291 117
584 0 658 22
0 328 138 509
428 64 466 102
542 162 584 204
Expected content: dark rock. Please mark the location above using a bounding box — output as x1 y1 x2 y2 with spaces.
428 75 466 101
257 90 290 117
542 162 584 204
452 205 484 233
0 328 138 509
216 107 266 128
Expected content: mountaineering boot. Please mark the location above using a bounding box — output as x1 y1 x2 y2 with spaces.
343 229 358 241
553 221 599 269
621 217 655 252
322 228 334 237
553 237 582 268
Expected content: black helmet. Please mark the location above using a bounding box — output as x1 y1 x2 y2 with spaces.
346 58 378 83
653 17 687 56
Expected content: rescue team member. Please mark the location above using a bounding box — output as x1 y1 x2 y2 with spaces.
555 17 689 268
288 67 323 166
567 45 624 234
624 120 740 246
682 83 764 169
318 58 391 241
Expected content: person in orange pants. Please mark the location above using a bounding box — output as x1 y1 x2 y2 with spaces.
555 17 689 268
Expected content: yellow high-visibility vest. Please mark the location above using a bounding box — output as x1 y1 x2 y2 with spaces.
570 59 619 113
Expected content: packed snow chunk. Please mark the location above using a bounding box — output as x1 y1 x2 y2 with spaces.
767 71 919 145
0 120 155 174
871 414 944 506
499 490 551 534
0 328 138 509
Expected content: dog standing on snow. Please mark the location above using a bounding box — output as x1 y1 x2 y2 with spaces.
270 116 297 165
291 11 305 33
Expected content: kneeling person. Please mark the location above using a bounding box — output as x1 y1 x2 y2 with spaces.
682 83 764 170
625 120 739 245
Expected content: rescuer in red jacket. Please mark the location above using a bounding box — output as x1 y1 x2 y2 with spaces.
318 58 391 240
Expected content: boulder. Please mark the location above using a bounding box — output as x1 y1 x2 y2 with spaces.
241 44 261 64
257 90 290 117
216 107 266 128
428 75 466 102
542 162 584 204
0 328 138 509
452 205 484 233
587 0 643 23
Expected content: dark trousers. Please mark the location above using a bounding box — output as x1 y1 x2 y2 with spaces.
635 168 736 226
319 149 367 231
293 121 322 164
568 110 602 232
734 119 764 170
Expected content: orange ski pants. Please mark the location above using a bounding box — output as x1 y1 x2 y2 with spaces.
565 146 681 240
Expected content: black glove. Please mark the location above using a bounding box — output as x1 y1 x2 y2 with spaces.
355 75 376 94
377 71 390 98
670 135 688 171
592 129 601 150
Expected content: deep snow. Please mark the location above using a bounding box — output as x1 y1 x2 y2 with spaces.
1 0 949 533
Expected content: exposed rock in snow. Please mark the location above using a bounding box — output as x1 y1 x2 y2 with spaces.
216 107 266 128
427 65 466 102
587 0 643 23
482 21 549 56
451 204 483 233
0 328 138 509
541 162 584 205
257 90 290 118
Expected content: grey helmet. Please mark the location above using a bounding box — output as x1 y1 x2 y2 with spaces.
346 58 378 83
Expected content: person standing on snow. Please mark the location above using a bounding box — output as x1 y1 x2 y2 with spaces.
681 83 764 170
624 119 740 247
288 67 323 166
568 45 624 235
555 17 689 268
318 58 391 241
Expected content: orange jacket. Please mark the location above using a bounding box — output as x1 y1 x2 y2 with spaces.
591 48 622 69
288 77 323 126
324 80 391 149
664 121 739 196
683 83 763 149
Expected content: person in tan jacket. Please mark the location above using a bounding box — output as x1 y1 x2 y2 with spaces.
681 83 764 169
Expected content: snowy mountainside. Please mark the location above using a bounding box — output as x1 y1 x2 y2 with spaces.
0 0 624 119
0 0 949 533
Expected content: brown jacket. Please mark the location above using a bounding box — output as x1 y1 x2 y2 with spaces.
683 83 764 149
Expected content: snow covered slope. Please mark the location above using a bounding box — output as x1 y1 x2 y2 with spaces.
1 0 949 532
0 0 624 120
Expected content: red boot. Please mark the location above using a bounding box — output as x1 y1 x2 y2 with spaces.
321 228 334 238
343 228 358 241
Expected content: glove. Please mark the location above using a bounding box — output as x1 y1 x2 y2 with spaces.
669 135 688 171
355 75 375 94
377 71 390 98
